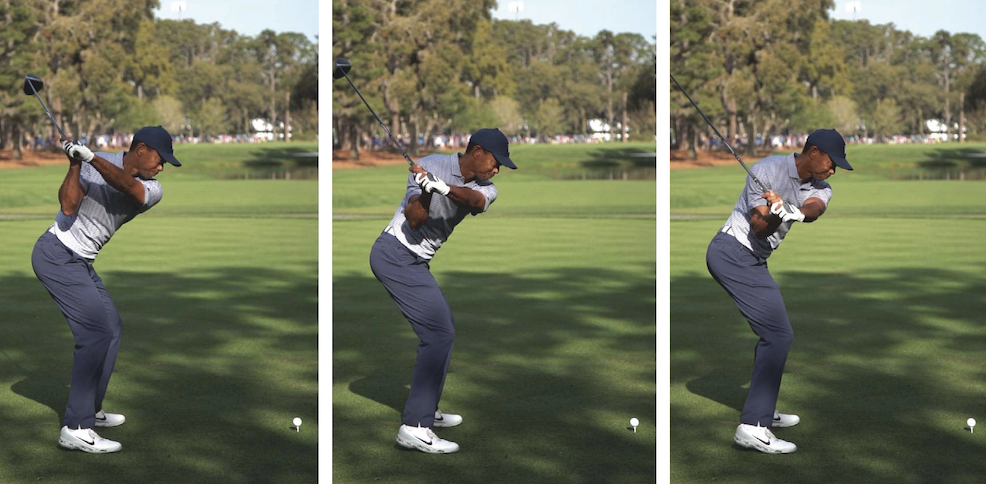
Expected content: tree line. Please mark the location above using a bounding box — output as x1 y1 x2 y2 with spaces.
671 0 986 159
0 0 318 159
332 0 657 159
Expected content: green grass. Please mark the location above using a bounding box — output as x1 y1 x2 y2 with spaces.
0 142 316 484
333 143 656 484
671 144 986 483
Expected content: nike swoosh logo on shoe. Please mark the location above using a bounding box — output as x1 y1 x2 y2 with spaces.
435 416 444 421
415 435 433 446
96 416 106 421
79 437 95 445
754 435 770 445
773 417 781 421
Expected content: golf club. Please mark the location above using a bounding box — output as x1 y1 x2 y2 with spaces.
23 74 67 139
333 57 415 166
670 73 795 213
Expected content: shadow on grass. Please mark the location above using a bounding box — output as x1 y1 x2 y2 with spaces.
348 372 408 416
334 267 656 484
1 267 317 484
672 265 986 483
580 147 657 170
917 147 986 173
243 146 318 168
209 146 320 180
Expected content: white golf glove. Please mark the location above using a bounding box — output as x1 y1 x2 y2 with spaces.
414 171 451 196
770 201 805 223
62 140 94 163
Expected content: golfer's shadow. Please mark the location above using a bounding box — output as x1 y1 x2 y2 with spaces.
685 368 750 413
11 371 69 423
348 371 410 416
349 372 455 451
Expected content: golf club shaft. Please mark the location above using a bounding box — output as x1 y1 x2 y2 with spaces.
670 74 768 193
671 75 796 213
27 83 66 139
341 73 415 166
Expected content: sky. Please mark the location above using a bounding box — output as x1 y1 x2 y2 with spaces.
829 0 986 39
153 0 318 42
491 0 656 40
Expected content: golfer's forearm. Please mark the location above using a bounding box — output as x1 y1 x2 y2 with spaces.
58 164 85 216
800 199 826 223
90 156 144 204
802 212 822 223
750 210 782 239
445 186 485 212
406 193 432 230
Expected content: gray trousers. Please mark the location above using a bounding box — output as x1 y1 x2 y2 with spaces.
706 232 793 428
31 231 122 430
369 233 454 428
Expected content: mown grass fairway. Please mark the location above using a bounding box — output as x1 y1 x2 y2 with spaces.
333 142 657 483
0 142 317 484
671 144 986 483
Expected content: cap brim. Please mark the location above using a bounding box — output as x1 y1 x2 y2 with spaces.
161 151 181 167
832 156 852 171
492 152 517 169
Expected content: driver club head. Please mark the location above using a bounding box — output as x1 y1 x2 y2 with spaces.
333 58 352 79
24 74 43 95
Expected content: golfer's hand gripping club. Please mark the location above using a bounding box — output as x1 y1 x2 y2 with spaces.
770 200 805 223
62 139 93 163
414 171 451 196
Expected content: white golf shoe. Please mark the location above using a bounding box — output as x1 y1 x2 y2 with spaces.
772 410 800 428
94 410 126 428
58 426 122 454
432 409 462 428
396 424 459 454
734 423 796 454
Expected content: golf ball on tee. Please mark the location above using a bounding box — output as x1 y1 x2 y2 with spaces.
630 418 639 427
968 418 976 428
294 417 302 427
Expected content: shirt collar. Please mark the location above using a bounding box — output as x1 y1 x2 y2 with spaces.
787 152 800 180
450 152 464 180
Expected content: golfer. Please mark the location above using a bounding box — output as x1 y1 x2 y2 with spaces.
369 128 516 454
31 126 181 454
706 129 852 454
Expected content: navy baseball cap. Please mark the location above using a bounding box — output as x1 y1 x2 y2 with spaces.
133 126 181 167
469 128 516 169
806 129 852 170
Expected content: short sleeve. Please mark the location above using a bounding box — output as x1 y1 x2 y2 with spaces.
406 172 421 198
406 171 423 198
139 179 163 212
79 164 96 191
805 182 833 206
743 167 768 208
471 183 497 214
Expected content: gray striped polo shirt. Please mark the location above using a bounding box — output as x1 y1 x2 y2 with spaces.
384 152 498 260
48 151 164 260
720 152 833 259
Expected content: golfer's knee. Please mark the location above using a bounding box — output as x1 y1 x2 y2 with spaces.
427 326 455 349
771 328 794 349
